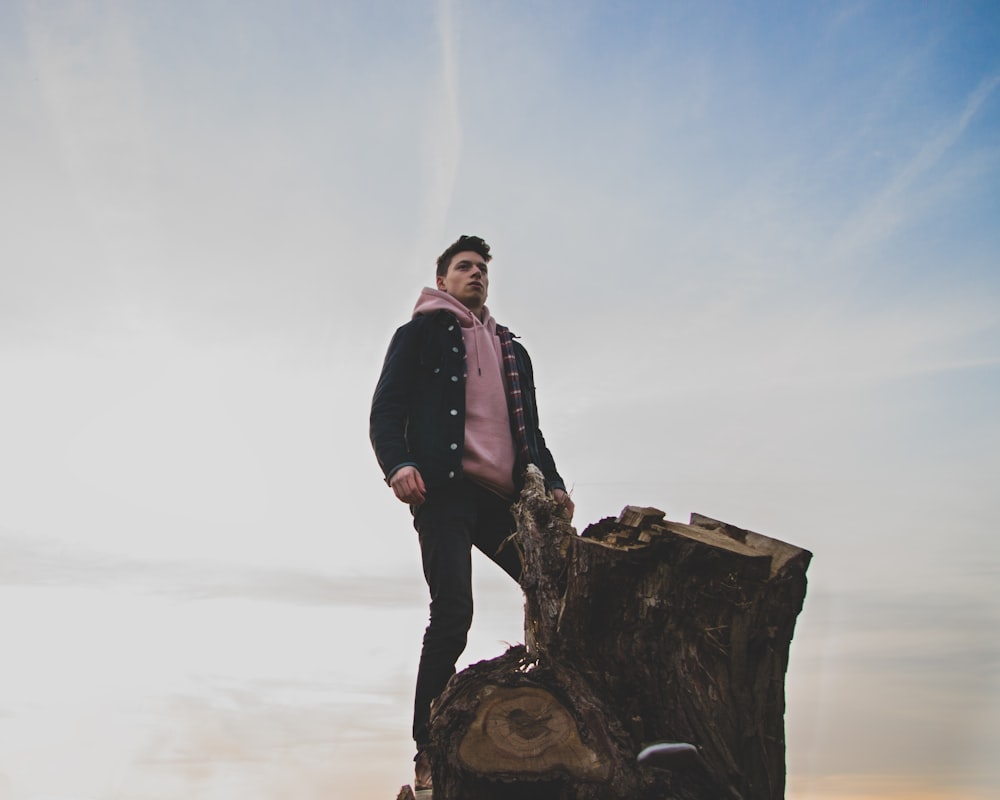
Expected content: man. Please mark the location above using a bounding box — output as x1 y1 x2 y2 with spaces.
370 235 573 795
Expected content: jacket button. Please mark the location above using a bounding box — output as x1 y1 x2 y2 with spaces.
450 409 458 416
450 443 458 450
448 325 455 331
451 375 459 382
448 471 455 478
434 367 441 374
452 346 460 353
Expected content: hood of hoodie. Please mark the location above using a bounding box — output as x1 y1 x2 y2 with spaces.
412 287 496 332
412 286 501 381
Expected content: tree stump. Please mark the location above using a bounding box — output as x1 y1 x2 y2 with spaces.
424 466 811 799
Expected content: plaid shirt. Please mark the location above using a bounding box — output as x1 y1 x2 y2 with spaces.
495 324 531 475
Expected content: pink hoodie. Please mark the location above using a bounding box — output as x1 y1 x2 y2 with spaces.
412 288 517 499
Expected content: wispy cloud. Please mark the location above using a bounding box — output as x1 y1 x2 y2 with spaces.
23 0 160 258
830 72 1000 264
414 0 463 256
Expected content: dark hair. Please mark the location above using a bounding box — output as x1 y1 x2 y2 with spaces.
436 235 492 277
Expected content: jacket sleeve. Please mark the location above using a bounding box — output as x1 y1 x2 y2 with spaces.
517 343 566 492
533 420 565 492
370 321 420 483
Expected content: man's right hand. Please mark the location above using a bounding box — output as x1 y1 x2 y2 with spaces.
389 465 427 505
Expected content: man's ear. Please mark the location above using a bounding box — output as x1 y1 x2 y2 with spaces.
436 275 446 291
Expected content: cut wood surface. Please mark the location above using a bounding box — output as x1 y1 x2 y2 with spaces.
457 686 607 779
409 466 811 800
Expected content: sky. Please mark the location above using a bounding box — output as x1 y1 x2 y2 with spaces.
1 1 998 798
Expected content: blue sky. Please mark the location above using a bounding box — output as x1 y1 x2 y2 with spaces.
1 2 998 798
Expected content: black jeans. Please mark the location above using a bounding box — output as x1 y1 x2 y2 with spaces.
411 479 521 751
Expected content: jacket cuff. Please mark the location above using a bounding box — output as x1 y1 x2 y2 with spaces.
385 462 419 485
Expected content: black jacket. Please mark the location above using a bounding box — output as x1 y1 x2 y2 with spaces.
370 309 565 495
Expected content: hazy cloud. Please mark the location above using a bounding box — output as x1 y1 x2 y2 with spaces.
0 532 424 607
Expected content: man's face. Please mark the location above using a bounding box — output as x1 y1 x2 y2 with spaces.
436 250 489 311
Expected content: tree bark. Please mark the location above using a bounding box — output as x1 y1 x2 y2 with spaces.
421 466 811 799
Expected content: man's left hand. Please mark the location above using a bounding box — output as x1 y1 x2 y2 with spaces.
552 488 575 521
